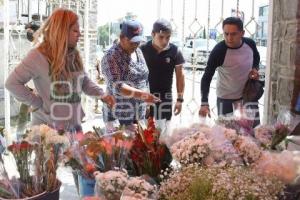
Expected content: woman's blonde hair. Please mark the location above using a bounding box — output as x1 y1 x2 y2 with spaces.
35 8 83 81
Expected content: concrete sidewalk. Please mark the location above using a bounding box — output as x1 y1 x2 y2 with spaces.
58 167 80 200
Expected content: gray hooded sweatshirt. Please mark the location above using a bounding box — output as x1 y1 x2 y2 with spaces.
5 48 104 129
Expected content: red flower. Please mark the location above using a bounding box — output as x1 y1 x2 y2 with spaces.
144 129 154 144
20 141 32 150
133 137 146 149
8 141 32 152
7 142 17 152
85 163 96 174
129 117 171 178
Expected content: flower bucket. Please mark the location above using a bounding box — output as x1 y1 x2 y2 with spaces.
39 180 61 200
0 192 46 200
0 180 61 200
78 174 96 198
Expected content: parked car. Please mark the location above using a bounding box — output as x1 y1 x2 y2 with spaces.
170 38 184 49
182 38 217 66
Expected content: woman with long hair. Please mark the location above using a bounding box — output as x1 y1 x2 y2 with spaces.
5 8 115 130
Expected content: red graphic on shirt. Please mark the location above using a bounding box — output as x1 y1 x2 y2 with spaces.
133 27 142 34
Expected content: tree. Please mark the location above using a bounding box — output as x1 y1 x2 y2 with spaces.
98 24 109 48
97 22 121 48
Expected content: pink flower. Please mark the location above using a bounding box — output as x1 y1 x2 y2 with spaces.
75 131 84 141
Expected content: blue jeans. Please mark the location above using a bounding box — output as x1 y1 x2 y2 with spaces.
217 97 260 127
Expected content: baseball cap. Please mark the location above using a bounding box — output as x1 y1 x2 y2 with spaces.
120 20 145 43
152 18 172 33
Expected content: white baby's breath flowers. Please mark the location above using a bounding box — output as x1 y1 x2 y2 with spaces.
254 125 274 147
121 176 158 200
234 135 262 164
223 127 238 141
168 123 211 147
253 150 298 184
171 132 211 165
159 165 284 200
94 170 129 200
207 126 243 166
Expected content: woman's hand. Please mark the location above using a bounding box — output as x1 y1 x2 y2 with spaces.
101 94 116 108
140 92 161 104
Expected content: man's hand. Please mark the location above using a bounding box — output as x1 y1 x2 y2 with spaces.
101 94 116 108
174 101 182 115
249 68 259 80
198 105 211 118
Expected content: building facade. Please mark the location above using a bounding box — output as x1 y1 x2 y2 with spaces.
256 4 269 46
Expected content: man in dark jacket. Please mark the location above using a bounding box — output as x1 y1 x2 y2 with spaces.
199 17 261 126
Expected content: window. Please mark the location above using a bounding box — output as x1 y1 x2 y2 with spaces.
259 5 268 16
262 22 268 38
259 7 264 16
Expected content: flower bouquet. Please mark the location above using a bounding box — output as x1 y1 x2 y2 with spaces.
254 125 274 148
0 131 18 199
206 126 243 167
170 131 211 166
94 169 128 200
94 169 159 200
159 165 285 200
64 128 133 198
121 176 158 200
254 123 290 150
217 114 255 136
271 123 290 150
128 117 172 180
253 150 298 184
0 124 69 199
233 135 262 165
169 125 243 167
64 130 133 178
166 123 212 147
24 124 70 192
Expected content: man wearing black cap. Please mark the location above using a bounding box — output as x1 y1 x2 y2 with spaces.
101 20 160 126
141 19 185 121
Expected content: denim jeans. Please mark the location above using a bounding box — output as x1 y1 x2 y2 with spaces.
217 97 260 127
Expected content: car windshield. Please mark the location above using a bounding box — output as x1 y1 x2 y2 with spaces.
172 40 182 48
195 39 217 50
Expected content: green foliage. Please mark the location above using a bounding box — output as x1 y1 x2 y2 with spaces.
98 22 121 48
98 24 109 48
187 176 213 200
245 194 257 200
